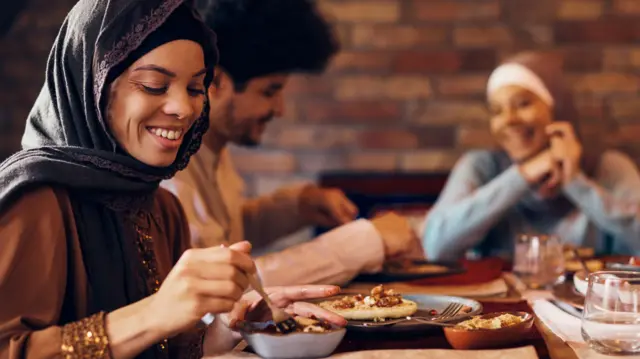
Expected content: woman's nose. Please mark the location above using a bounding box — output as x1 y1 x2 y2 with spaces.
163 91 196 120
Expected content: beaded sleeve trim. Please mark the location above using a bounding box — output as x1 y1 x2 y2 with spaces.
61 312 111 359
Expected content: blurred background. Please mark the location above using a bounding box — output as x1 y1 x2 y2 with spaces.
1 0 639 200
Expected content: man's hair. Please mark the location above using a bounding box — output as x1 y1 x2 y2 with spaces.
198 0 339 88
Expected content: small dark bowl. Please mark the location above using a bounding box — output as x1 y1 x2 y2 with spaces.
443 311 534 350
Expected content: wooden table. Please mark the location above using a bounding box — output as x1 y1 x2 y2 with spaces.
242 258 582 359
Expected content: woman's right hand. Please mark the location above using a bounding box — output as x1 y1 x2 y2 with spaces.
144 241 255 339
518 149 562 189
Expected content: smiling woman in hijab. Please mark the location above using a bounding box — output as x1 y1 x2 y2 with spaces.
423 52 640 261
0 0 344 358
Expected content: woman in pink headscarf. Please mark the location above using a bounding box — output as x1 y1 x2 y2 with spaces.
423 52 640 261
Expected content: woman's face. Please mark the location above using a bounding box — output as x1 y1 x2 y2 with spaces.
488 85 554 163
106 39 206 167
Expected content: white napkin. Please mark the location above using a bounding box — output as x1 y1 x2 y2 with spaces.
532 300 640 359
532 299 583 343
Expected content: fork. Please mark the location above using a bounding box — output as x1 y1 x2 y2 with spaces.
247 272 298 334
359 302 466 327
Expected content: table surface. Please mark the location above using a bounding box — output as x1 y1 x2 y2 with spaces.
243 258 585 359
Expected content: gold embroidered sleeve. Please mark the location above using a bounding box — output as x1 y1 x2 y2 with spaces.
61 312 112 359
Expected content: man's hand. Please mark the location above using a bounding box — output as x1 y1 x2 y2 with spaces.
299 185 358 227
370 212 420 259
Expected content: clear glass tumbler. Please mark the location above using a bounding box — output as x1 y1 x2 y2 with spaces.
512 234 565 289
581 271 640 355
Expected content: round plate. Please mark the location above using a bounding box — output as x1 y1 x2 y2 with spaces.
551 281 584 310
351 260 466 283
311 294 482 333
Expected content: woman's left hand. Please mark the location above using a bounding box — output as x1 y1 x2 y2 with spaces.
222 285 347 329
546 122 583 184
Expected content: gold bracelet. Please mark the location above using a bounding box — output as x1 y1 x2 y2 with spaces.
61 311 111 359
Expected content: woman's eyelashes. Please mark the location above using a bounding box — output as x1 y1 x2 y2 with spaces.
137 83 205 97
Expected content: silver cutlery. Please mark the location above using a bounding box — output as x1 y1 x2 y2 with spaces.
356 302 465 327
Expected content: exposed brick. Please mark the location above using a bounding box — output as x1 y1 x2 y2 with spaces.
504 0 557 23
335 75 432 100
435 75 489 96
557 0 604 20
319 0 400 23
284 76 333 97
303 100 401 123
297 153 347 173
352 25 448 49
393 51 460 73
393 49 497 74
610 98 640 119
603 47 640 70
409 0 500 22
415 127 457 149
616 125 640 144
411 100 489 126
574 96 605 119
346 153 397 171
230 150 296 174
400 150 461 172
570 73 639 94
262 125 357 150
457 126 496 149
356 129 418 149
555 20 640 43
613 0 640 15
459 49 498 71
454 25 512 48
333 24 352 49
329 51 394 72
562 48 603 71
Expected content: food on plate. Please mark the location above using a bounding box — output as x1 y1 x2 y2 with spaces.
563 246 594 259
246 315 335 334
455 313 523 330
318 285 418 321
565 259 603 272
385 260 449 274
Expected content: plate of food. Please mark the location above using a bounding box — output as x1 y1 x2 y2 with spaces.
351 259 466 283
313 285 482 332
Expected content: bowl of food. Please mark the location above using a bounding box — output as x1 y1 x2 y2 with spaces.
240 316 346 359
443 311 534 350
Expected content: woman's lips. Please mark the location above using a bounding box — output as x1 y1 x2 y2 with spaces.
147 126 183 150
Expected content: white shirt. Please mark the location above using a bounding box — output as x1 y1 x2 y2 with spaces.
161 144 385 286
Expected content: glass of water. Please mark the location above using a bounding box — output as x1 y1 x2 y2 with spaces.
581 271 640 355
512 234 565 289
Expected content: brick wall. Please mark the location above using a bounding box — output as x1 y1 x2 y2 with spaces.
1 0 639 198
0 0 78 157
232 0 640 196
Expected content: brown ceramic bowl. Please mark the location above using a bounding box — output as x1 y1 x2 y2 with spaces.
443 311 534 350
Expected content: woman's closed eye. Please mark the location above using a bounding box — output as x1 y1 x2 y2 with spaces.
137 82 168 95
187 86 205 97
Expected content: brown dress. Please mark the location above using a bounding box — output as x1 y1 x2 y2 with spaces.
0 187 201 358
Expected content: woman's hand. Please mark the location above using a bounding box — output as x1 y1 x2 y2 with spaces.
518 149 562 190
143 241 255 339
222 285 347 329
546 122 583 183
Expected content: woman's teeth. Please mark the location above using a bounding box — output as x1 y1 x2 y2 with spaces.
149 127 182 140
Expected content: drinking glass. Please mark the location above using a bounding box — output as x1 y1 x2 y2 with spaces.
512 234 565 289
581 271 640 355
